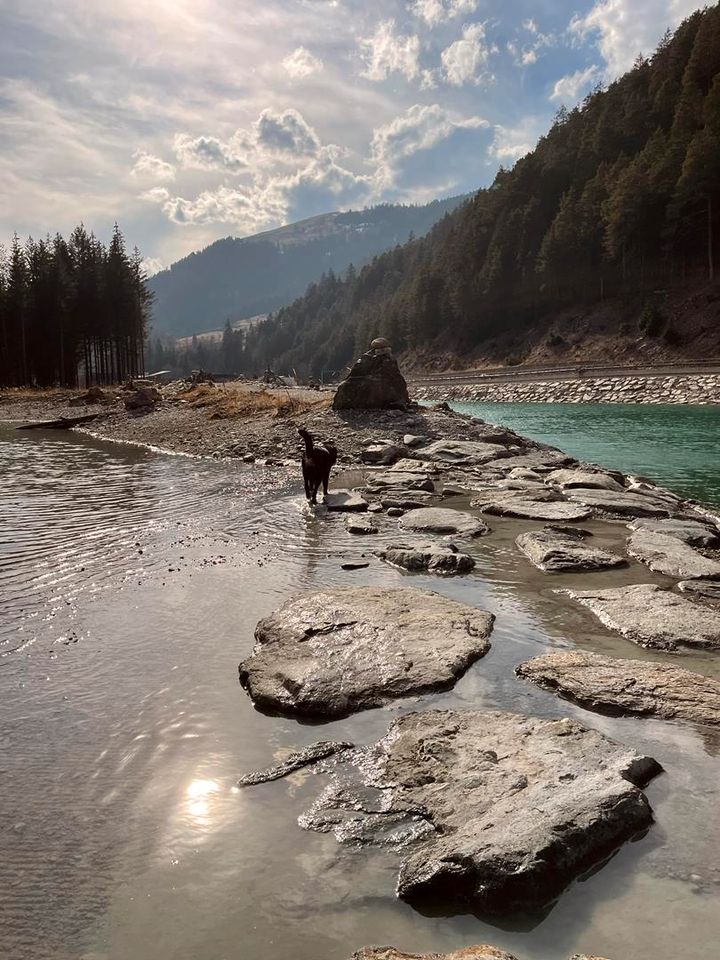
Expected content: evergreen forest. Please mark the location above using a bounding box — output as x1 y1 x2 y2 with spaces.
237 5 720 377
0 225 152 388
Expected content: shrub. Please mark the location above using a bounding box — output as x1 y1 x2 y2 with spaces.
638 301 665 337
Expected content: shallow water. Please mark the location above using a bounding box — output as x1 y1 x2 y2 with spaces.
1 422 719 960
451 402 720 506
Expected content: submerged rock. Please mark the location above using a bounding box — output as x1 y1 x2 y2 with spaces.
399 507 490 538
351 948 520 960
516 650 720 727
516 527 626 573
325 490 369 512
239 587 494 718
379 542 476 574
627 528 720 579
238 740 353 786
300 709 660 914
561 583 720 651
345 515 378 535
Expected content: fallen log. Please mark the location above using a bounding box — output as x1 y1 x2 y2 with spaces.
17 413 108 431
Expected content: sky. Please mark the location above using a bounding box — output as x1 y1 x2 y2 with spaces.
0 0 706 274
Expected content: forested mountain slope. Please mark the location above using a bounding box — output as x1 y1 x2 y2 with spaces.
242 5 720 377
148 197 467 336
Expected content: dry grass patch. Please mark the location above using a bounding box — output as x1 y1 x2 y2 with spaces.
179 383 331 420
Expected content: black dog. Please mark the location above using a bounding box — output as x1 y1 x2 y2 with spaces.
299 427 337 504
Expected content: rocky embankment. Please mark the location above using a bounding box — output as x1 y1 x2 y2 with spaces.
414 372 720 404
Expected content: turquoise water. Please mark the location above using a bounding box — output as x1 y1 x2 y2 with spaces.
453 402 720 507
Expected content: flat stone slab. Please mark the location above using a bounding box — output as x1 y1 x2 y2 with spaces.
627 528 720 579
351 948 519 960
325 490 369 512
300 709 660 914
399 507 490 538
238 741 352 786
345 515 378 535
566 488 676 518
627 517 720 548
561 584 720 651
379 542 476 575
517 650 720 727
546 469 624 492
239 587 494 718
516 528 626 572
678 576 720 601
471 496 593 522
416 439 512 465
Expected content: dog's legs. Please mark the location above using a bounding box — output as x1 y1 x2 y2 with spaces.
302 465 311 501
322 470 330 500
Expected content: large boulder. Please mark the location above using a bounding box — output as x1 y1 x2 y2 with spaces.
299 709 661 914
124 386 161 411
516 650 720 727
627 516 720 548
238 587 494 718
561 583 720 651
333 341 410 410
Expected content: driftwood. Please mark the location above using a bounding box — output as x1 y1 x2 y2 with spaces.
17 413 107 431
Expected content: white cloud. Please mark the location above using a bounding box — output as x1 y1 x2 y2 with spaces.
550 64 600 103
409 0 477 28
569 0 702 78
441 23 492 86
282 46 323 79
489 118 545 163
142 256 164 276
359 20 420 82
131 151 176 181
370 103 489 190
173 134 246 172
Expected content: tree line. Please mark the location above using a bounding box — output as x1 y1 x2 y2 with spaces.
238 4 720 377
0 224 152 388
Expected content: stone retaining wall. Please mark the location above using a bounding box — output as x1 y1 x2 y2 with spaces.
413 373 720 405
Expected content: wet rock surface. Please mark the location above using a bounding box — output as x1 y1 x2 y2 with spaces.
238 740 353 785
565 488 678 518
677 575 720 600
345 515 378 535
300 709 661 914
627 528 720 579
239 588 494 718
516 527 626 572
472 495 593 522
325 490 369 512
562 583 720 651
350 947 520 960
379 542 476 575
546 469 624 492
399 507 490 538
516 650 720 727
627 516 720 547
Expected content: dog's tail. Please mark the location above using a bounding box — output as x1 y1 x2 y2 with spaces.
325 442 338 468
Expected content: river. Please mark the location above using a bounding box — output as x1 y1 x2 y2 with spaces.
1 416 719 960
